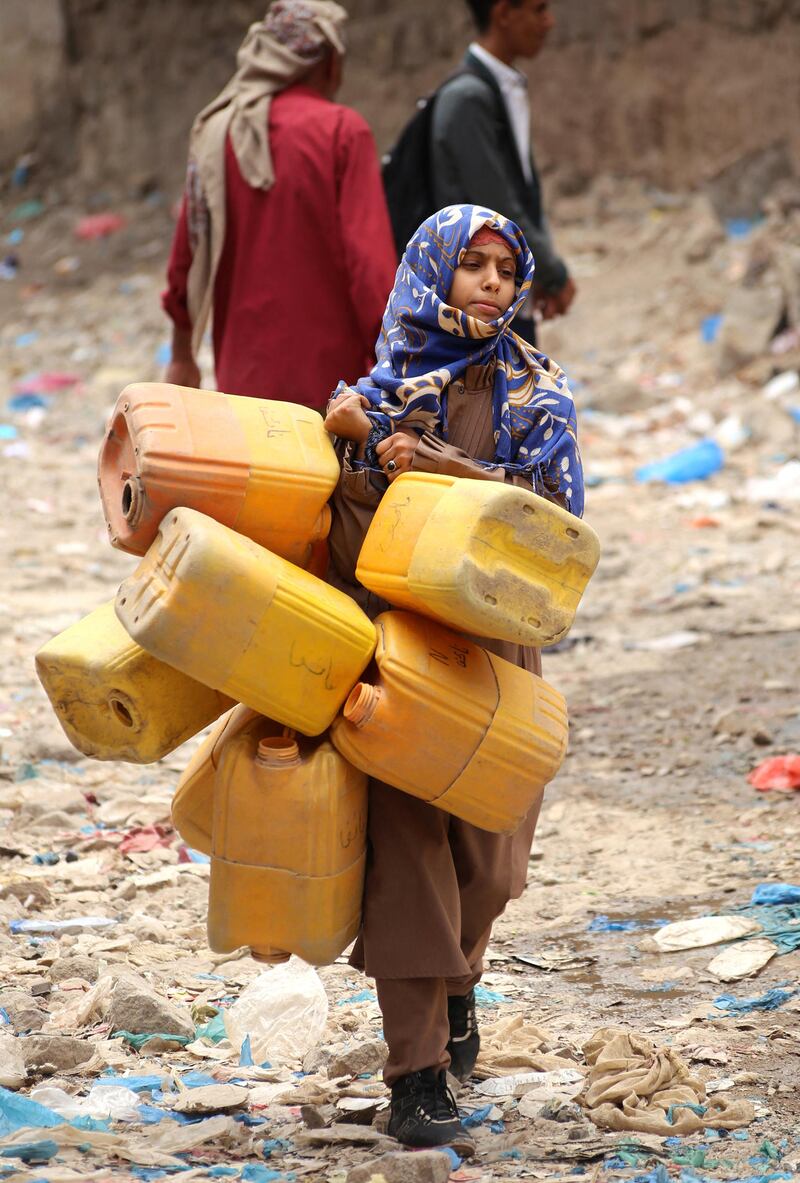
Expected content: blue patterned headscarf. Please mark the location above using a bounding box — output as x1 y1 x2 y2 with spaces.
338 205 583 517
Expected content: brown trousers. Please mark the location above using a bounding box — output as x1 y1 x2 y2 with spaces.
350 781 541 1085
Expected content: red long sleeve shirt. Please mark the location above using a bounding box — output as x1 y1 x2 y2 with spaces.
163 84 398 409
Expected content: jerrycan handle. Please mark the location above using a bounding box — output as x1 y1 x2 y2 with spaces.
256 736 301 767
343 683 381 728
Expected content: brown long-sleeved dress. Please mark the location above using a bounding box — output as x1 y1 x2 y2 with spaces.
327 361 550 1083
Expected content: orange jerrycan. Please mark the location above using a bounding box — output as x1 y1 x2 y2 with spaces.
98 383 340 564
172 705 266 855
34 601 234 763
115 508 377 736
330 611 568 834
208 717 368 965
356 473 600 647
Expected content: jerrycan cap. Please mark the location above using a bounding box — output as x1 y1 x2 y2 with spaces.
256 736 301 767
343 683 381 728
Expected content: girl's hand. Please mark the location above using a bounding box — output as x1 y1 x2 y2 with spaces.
324 392 371 442
376 427 420 482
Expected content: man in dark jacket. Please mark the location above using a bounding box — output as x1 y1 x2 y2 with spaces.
431 0 575 343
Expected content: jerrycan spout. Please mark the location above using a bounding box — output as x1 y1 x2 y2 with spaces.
256 736 301 767
344 683 381 728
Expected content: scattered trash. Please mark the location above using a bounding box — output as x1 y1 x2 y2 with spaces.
713 988 797 1014
626 630 710 652
746 462 800 505
707 938 779 981
762 371 799 401
751 883 800 906
9 916 117 936
747 755 800 791
475 1068 583 1098
581 1027 754 1135
74 212 127 240
0 255 20 281
223 957 329 1064
10 200 45 222
643 915 762 953
700 314 723 344
587 915 666 933
30 1083 141 1121
635 439 724 485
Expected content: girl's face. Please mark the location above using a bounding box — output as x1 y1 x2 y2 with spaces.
447 242 517 323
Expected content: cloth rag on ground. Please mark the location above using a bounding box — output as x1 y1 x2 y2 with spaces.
473 1015 578 1078
579 1027 754 1135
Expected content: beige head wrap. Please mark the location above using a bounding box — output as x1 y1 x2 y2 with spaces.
185 0 348 353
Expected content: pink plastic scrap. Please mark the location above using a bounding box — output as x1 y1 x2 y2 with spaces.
747 755 800 792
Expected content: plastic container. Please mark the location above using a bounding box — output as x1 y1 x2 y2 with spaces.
355 473 600 647
98 383 340 564
172 704 265 855
209 715 368 964
635 439 724 485
330 611 568 833
34 600 234 763
116 508 377 736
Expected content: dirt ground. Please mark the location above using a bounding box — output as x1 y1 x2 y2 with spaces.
0 182 799 1182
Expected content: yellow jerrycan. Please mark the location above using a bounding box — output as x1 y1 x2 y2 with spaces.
98 383 340 565
115 508 377 736
208 716 368 965
356 472 600 647
330 611 568 834
34 601 234 763
172 705 267 855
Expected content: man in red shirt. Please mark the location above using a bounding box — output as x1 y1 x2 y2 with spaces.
162 0 397 411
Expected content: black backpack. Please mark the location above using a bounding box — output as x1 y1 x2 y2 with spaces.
382 68 468 258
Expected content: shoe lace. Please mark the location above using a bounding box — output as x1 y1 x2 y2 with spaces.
422 1073 460 1122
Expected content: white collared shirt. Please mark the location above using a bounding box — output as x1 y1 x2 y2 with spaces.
468 41 533 184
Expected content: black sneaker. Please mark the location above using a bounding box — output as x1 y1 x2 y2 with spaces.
388 1067 475 1155
446 989 480 1082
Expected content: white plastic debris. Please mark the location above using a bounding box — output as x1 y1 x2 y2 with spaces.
647 915 762 953
475 1068 584 1098
707 938 779 981
223 956 329 1064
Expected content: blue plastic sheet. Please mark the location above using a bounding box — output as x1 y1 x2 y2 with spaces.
0 1086 65 1137
713 988 796 1014
587 915 667 933
462 1104 493 1128
636 440 724 485
751 883 800 906
0 1139 59 1163
239 1034 254 1067
736 904 800 954
474 985 508 1006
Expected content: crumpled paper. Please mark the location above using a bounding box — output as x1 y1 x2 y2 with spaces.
579 1027 754 1135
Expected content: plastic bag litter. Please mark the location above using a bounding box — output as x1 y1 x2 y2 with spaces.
707 938 779 982
747 754 800 791
475 1068 584 1098
223 957 328 1065
751 883 800 906
644 915 762 953
30 1084 141 1122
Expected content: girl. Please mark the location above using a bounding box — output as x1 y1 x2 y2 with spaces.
324 204 583 1154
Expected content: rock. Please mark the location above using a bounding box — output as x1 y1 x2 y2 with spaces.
17 1034 96 1074
0 988 48 1032
346 1150 452 1183
0 881 52 909
328 1040 387 1079
49 955 100 984
171 1084 249 1115
106 973 194 1039
716 283 785 375
0 1035 27 1089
